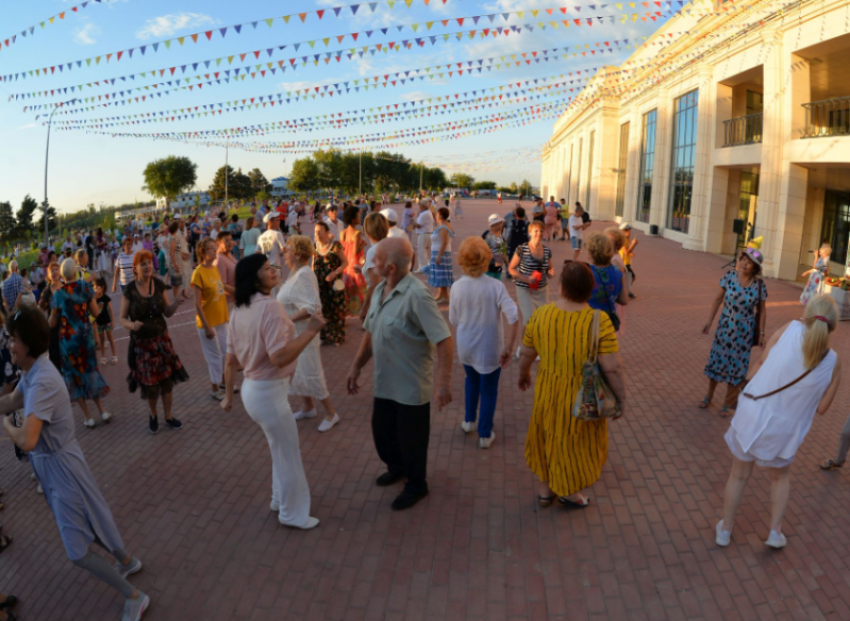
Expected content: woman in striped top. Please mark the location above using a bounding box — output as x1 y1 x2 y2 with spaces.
518 261 626 508
508 221 553 357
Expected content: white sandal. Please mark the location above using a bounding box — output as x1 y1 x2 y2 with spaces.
101 357 107 366
111 356 118 365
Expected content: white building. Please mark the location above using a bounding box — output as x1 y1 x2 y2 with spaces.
541 0 850 281
270 177 292 198
155 191 211 210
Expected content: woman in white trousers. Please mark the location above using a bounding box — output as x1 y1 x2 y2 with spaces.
221 254 325 529
192 239 230 401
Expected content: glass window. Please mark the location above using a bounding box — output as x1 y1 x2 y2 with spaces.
821 190 850 266
576 138 583 207
637 110 657 223
667 90 699 233
615 122 630 217
586 131 595 209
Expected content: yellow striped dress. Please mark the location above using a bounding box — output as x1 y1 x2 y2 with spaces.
523 305 619 497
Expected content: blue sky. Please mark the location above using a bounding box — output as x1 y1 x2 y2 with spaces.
0 0 670 212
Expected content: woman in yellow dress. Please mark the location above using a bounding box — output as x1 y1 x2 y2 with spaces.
518 261 627 508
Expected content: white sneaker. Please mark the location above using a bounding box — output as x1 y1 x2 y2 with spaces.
270 499 280 512
294 409 317 421
30 472 36 481
715 520 731 547
765 530 787 549
210 390 224 401
36 484 43 494
280 516 320 530
101 411 112 423
317 414 340 432
460 420 476 433
479 433 496 449
515 346 521 359
84 418 96 428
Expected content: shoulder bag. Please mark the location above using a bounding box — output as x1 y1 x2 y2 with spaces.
742 350 829 401
572 310 621 421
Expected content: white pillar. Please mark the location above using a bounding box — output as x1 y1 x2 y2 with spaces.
684 65 715 251
650 87 670 230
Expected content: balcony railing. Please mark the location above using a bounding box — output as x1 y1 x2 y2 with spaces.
802 96 850 138
722 113 763 147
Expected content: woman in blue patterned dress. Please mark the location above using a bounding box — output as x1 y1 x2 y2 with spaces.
701 248 768 418
48 259 111 428
428 207 455 303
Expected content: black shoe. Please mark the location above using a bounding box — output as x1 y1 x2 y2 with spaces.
391 488 429 511
149 416 158 435
164 417 183 430
375 471 404 487
219 383 239 394
628 292 636 299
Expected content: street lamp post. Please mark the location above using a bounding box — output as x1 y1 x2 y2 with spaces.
419 162 424 196
224 138 229 209
43 102 65 248
359 150 362 197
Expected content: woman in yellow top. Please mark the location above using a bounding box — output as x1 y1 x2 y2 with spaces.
619 222 638 299
192 238 230 401
519 261 626 508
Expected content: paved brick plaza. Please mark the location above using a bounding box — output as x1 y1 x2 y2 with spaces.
3 199 850 621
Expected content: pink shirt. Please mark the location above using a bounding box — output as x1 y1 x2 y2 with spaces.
214 252 237 302
227 293 297 381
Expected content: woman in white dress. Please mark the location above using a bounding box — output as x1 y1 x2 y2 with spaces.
277 235 340 433
716 294 841 550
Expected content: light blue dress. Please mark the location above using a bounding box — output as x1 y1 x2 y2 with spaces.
21 354 125 561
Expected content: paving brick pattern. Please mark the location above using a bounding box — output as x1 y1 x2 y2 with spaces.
2 199 850 621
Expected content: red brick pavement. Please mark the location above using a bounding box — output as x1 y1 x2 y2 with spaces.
3 199 850 621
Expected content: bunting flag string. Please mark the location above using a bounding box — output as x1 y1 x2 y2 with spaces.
1 2 693 83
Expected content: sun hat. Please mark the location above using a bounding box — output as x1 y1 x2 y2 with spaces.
742 246 764 271
488 214 505 226
380 208 399 223
619 222 632 231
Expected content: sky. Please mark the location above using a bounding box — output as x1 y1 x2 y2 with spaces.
0 0 671 213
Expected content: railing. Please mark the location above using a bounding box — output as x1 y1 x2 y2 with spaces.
722 113 763 147
801 96 850 138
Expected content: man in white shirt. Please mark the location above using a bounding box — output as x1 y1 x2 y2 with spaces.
569 204 590 261
413 202 434 273
256 212 286 295
323 205 341 240
61 236 75 254
131 234 144 254
381 208 407 239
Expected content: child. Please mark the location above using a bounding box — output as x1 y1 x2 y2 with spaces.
286 206 301 236
801 243 831 306
93 277 118 365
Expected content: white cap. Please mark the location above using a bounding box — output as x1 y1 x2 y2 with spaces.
488 214 504 226
619 221 632 230
380 208 399 223
263 212 280 224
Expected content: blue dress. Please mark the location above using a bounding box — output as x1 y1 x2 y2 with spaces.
800 257 828 306
428 225 455 288
588 264 624 328
21 354 125 560
705 271 768 384
51 281 110 401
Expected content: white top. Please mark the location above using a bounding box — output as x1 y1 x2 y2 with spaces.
363 241 380 279
568 215 584 240
449 275 519 374
286 211 299 228
401 207 416 230
731 321 837 462
416 209 434 234
323 217 341 240
387 226 407 240
256 229 286 269
430 226 452 253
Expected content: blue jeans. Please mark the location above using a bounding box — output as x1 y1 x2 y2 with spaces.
463 365 501 439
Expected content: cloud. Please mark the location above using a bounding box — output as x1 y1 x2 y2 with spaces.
401 91 433 101
74 23 99 45
136 13 215 40
16 123 39 131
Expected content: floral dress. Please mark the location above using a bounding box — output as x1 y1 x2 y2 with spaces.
342 231 367 316
50 281 110 401
704 271 768 385
314 241 346 344
800 257 828 306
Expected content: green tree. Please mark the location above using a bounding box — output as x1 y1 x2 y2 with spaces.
209 165 252 202
519 179 533 196
449 173 475 189
142 156 198 209
0 202 15 241
16 194 39 234
289 157 321 194
248 168 272 197
313 150 345 192
39 199 58 232
472 180 497 191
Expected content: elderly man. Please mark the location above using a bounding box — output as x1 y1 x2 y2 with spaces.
412 201 434 273
2 261 23 313
257 212 286 295
380 208 407 239
347 238 453 511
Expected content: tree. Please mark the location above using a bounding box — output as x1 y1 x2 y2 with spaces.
449 173 475 189
0 202 15 241
248 168 272 197
288 157 321 194
472 180 497 191
39 199 58 233
142 156 198 208
519 179 533 196
16 194 38 234
209 165 252 202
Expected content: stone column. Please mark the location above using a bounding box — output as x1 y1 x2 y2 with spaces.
683 65 715 251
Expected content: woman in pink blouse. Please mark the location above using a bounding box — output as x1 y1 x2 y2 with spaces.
221 254 326 529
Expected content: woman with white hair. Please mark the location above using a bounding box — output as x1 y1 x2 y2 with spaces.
48 258 111 427
716 294 840 549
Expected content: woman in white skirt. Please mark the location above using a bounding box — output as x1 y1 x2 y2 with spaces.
221 254 325 529
277 235 340 432
716 294 841 549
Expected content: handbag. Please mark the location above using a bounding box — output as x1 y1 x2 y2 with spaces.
572 310 621 421
752 278 763 347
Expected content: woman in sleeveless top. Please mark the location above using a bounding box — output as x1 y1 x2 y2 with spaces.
716 295 841 550
428 207 455 303
339 206 366 316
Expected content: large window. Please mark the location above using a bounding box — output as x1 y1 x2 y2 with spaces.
637 110 657 223
615 122 630 217
668 90 699 233
821 190 850 266
586 131 595 208
576 138 583 207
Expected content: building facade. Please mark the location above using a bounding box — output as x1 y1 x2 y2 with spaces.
155 191 211 210
541 0 850 280
270 176 292 198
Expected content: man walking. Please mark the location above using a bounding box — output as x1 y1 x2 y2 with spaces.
346 238 453 511
413 201 434 274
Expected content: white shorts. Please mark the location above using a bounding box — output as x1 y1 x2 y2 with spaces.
724 427 795 469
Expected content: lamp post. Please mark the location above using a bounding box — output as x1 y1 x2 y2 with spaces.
359 150 362 197
43 101 67 248
419 162 424 196
224 138 229 209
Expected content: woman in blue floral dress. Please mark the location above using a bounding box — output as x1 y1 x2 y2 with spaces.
700 248 767 417
49 259 111 428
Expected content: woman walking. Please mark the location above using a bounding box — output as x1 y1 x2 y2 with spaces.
519 262 626 508
339 206 367 316
543 200 559 242
701 247 767 418
450 237 519 449
716 295 840 549
800 243 831 306
313 221 348 345
586 233 629 332
192 238 230 401
222 254 325 529
278 236 340 432
506 205 529 270
49 259 111 428
428 207 455 303
119 250 189 434
619 222 638 299
37 262 63 370
508 220 553 357
1 306 149 621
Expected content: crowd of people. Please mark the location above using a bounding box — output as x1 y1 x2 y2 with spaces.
1 190 849 621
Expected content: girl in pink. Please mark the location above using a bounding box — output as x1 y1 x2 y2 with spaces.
544 202 559 242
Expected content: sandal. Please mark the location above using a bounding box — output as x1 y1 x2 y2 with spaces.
0 535 12 554
111 356 118 365
719 406 731 419
558 495 590 509
0 595 17 609
698 397 711 409
100 357 107 366
820 459 845 471
537 494 557 508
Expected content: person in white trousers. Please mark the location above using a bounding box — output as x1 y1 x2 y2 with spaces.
221 254 325 529
192 238 230 401
413 201 434 274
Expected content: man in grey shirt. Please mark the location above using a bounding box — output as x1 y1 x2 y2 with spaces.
347 238 453 511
